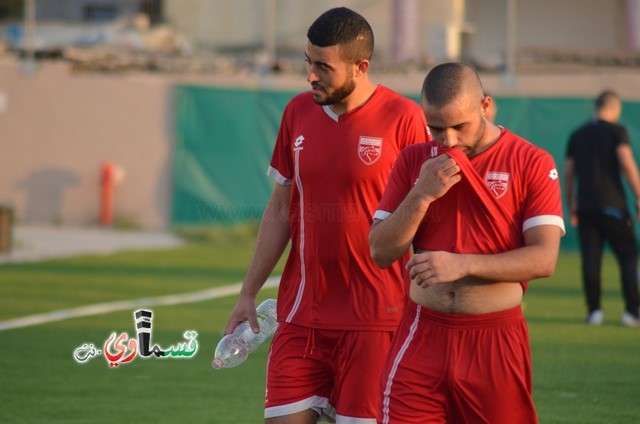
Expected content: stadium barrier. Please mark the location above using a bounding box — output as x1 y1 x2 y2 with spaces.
173 85 640 251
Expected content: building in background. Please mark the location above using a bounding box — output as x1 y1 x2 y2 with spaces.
163 0 640 69
19 0 163 23
2 0 639 69
1 0 640 229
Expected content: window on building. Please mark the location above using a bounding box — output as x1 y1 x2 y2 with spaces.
0 0 22 22
84 5 118 23
139 0 162 24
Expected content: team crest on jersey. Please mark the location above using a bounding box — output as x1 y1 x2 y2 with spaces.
486 171 510 199
358 136 383 165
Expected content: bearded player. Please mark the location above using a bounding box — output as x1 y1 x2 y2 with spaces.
223 7 428 423
370 62 564 423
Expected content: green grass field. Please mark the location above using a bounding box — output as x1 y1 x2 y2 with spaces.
1 237 639 423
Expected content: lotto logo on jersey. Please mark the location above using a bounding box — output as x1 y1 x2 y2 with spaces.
486 171 510 199
358 136 383 165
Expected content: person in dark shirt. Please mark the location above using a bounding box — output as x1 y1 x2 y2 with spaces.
565 90 640 327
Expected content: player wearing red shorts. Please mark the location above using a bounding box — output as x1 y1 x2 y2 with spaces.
223 8 427 423
369 62 565 423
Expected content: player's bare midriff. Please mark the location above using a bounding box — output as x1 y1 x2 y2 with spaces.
409 251 524 314
410 281 523 314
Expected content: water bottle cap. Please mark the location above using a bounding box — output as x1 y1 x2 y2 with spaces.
211 357 224 369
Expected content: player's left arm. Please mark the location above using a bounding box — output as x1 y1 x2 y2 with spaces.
408 225 562 287
616 143 640 220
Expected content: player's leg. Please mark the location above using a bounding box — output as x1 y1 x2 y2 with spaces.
577 212 605 318
378 304 448 424
603 212 640 318
448 306 538 424
265 410 320 424
330 329 393 423
265 323 332 424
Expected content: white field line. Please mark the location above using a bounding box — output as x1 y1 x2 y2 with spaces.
0 276 280 332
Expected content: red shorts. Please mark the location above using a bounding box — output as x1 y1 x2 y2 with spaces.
265 322 393 422
379 303 538 424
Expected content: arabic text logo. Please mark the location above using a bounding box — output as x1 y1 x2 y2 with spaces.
72 309 199 368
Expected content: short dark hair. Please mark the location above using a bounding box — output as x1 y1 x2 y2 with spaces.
307 7 374 63
421 62 484 107
595 90 619 111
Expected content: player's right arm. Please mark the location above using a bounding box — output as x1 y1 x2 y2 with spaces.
223 183 291 334
563 156 577 227
370 154 461 268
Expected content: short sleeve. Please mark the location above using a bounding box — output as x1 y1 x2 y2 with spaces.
616 124 631 148
522 150 565 234
268 102 294 185
374 147 414 220
398 100 429 150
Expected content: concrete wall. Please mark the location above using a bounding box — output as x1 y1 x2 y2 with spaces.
0 57 174 229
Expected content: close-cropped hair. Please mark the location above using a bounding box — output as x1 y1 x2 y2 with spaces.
421 62 484 107
307 7 374 63
595 90 619 111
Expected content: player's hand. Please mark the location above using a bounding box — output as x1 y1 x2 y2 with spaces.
223 294 259 335
407 251 463 288
570 212 578 227
414 154 461 201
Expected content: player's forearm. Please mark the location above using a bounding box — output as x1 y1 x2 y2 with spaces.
370 190 431 268
458 247 556 284
240 226 289 298
563 179 574 211
623 168 640 199
240 189 291 298
459 229 561 283
563 159 576 212
617 145 640 197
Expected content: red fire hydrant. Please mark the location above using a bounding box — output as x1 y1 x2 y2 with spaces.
100 162 124 226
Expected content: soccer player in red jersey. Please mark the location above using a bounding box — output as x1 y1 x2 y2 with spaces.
222 7 427 423
369 62 565 423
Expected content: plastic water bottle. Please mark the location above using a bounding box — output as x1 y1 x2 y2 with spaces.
212 298 278 369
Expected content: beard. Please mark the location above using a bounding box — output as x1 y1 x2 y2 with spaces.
460 113 487 156
311 72 357 106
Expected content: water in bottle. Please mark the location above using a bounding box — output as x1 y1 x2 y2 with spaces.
212 298 277 369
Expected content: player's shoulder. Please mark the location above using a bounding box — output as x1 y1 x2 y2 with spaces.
399 141 435 161
375 85 405 100
611 121 630 136
501 128 536 150
283 91 323 118
568 124 585 142
375 85 422 110
501 128 554 160
287 91 315 108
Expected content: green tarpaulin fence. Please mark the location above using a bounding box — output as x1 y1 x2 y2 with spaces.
173 84 640 251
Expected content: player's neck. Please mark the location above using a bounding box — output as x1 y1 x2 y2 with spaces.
472 123 503 157
596 111 618 124
329 80 377 116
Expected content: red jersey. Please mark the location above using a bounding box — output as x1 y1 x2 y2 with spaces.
268 85 427 330
375 128 565 291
